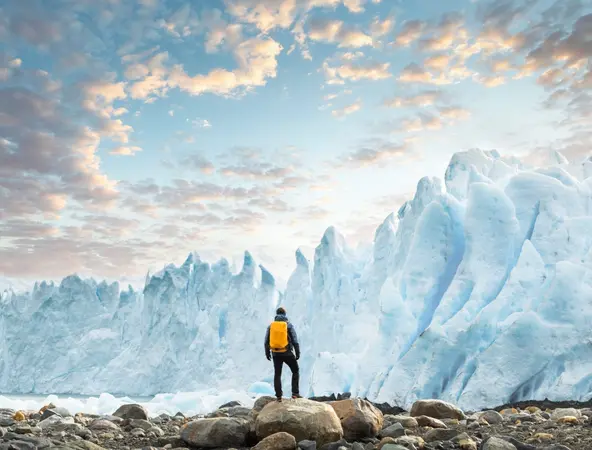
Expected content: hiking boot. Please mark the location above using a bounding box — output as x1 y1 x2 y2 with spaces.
276 396 282 402
291 394 302 399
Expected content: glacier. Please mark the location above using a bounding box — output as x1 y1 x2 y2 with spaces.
1 149 591 411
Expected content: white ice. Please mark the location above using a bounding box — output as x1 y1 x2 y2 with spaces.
1 148 591 412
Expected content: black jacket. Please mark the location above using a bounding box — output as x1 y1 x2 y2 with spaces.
265 314 300 358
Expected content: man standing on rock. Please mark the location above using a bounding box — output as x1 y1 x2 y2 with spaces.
265 306 301 401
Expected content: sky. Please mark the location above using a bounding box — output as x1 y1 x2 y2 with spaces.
0 0 591 289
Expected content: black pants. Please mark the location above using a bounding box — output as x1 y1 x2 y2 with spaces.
272 351 299 398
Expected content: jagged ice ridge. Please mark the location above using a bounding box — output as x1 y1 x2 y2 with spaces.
1 149 592 411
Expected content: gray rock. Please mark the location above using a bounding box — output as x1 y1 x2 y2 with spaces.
330 398 384 441
41 407 72 421
414 415 447 428
219 400 243 409
380 445 408 450
1 433 53 449
424 428 462 442
156 436 186 447
131 428 146 437
89 419 120 432
352 443 365 450
320 439 350 450
112 404 149 421
481 436 517 450
505 413 535 423
148 426 164 437
384 416 417 429
0 418 15 427
299 440 317 450
0 426 6 437
45 421 84 435
181 417 250 448
480 410 504 425
496 436 537 450
0 441 36 450
98 414 123 423
409 400 465 420
250 396 277 422
126 419 152 431
14 426 32 435
225 406 252 417
550 408 581 420
52 442 109 450
38 415 66 429
393 435 423 449
540 446 572 450
380 423 405 439
253 431 298 450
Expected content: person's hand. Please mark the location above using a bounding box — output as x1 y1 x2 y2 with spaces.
266 353 271 361
295 352 300 360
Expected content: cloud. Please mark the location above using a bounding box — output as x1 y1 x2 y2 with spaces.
395 20 425 46
110 146 142 156
338 139 415 167
400 113 443 132
323 60 391 84
438 105 471 120
220 162 294 180
202 9 244 53
191 118 212 128
424 54 451 71
308 18 373 48
398 62 471 85
224 0 377 33
417 13 466 52
371 16 395 38
180 155 216 174
332 99 362 117
0 220 59 238
248 197 293 212
526 13 592 70
0 86 119 220
383 90 444 108
473 73 506 87
126 36 283 100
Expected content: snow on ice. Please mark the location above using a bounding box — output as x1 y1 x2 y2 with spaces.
1 149 591 412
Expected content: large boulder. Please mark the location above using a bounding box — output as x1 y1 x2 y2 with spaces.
410 400 465 420
112 404 149 420
329 398 383 440
181 417 250 448
255 398 343 447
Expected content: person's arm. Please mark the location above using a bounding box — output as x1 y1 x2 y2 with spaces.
264 325 271 360
288 323 300 359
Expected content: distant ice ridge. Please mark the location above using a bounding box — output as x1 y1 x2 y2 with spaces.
1 149 591 411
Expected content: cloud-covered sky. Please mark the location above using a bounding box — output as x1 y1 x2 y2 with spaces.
1 0 591 288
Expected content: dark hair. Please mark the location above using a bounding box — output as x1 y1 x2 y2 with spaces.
276 307 286 315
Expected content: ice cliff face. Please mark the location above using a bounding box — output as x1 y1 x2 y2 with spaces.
1 149 591 410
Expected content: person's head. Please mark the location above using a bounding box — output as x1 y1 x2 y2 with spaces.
276 306 286 316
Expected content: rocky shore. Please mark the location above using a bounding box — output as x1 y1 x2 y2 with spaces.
1 396 591 450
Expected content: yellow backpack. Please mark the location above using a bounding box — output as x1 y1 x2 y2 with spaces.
269 321 289 352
